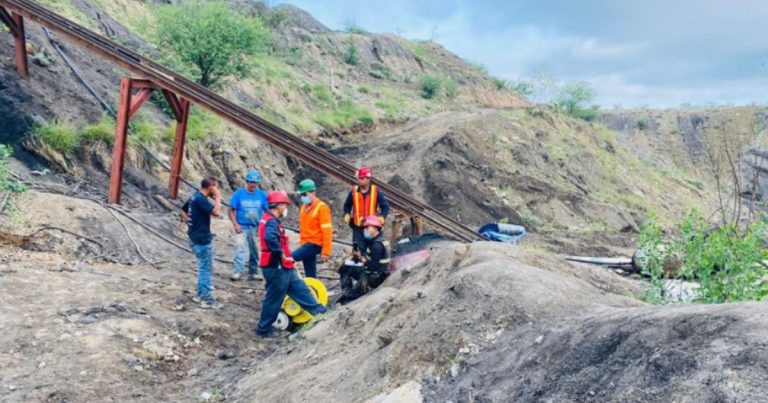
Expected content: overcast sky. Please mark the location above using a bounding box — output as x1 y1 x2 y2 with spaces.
283 0 768 108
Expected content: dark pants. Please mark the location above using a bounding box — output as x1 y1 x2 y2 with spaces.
292 243 323 278
351 226 366 250
256 268 326 334
338 265 387 304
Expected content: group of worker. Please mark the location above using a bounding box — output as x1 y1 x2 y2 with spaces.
181 166 391 338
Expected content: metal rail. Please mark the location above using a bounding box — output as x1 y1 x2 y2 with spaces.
0 0 482 242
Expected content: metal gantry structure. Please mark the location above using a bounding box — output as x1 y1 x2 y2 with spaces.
0 0 482 242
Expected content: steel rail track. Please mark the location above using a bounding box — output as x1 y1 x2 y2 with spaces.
0 0 482 242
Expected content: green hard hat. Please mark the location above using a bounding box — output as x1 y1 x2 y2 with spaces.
297 179 317 194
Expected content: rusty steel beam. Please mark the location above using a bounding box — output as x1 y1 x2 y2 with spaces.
108 77 133 204
161 89 183 121
12 13 26 77
130 79 157 89
127 87 154 119
168 98 190 199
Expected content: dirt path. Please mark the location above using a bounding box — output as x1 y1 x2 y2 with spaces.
0 188 339 402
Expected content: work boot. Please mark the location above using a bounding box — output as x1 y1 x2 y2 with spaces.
248 273 262 281
256 328 280 339
191 296 202 304
230 272 242 281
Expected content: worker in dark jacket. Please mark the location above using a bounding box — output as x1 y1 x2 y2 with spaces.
255 191 326 339
343 166 390 248
181 177 222 310
338 216 390 304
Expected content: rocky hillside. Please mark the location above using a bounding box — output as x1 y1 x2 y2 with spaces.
3 0 766 254
1 0 765 239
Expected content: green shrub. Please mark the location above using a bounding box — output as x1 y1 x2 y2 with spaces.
407 43 428 64
31 52 51 67
314 101 375 130
368 63 395 81
80 115 115 144
420 75 442 99
636 117 649 130
638 211 768 304
520 209 541 228
312 84 334 106
281 47 303 67
376 101 400 120
33 120 79 154
0 145 26 193
493 77 510 91
511 81 534 97
368 69 385 79
358 85 370 94
153 0 270 88
343 38 359 65
131 118 160 145
444 79 459 98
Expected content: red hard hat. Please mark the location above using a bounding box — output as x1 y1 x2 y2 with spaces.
363 215 383 228
267 191 291 205
357 166 373 178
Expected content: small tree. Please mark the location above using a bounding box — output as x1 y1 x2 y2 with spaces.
551 81 599 122
154 1 269 88
343 38 359 65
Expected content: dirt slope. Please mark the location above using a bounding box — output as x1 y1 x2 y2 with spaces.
428 303 768 402
323 107 731 255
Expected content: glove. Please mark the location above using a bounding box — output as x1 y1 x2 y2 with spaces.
344 214 351 225
379 216 385 225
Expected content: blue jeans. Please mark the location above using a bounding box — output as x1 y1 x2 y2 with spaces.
191 242 214 302
257 268 326 334
292 243 322 278
233 226 259 275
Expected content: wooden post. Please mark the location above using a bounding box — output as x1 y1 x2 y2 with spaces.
168 99 190 199
108 78 133 204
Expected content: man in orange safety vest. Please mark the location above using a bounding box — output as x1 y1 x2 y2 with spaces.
342 166 390 248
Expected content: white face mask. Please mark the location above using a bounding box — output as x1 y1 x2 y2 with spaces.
282 207 289 218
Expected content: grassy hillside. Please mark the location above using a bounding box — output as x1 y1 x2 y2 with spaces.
36 0 526 137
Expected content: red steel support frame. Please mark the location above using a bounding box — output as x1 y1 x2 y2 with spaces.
0 6 28 77
108 77 190 204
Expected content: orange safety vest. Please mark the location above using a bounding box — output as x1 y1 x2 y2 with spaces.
352 185 379 227
299 199 333 256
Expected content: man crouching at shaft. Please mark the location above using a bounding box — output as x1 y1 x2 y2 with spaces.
255 191 326 339
338 216 390 304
